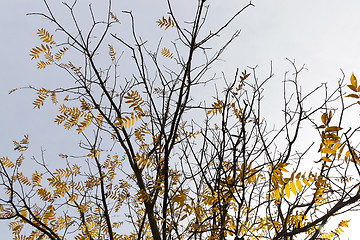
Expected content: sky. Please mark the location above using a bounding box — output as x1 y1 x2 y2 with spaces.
1 0 360 239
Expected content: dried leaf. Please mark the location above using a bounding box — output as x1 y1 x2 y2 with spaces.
325 126 342 132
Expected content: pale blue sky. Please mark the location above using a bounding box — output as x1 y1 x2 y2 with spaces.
1 0 360 239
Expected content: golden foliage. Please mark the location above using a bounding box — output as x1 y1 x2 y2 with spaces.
37 60 52 69
80 98 93 111
77 115 94 133
87 148 101 159
29 44 52 60
33 89 49 109
135 123 150 142
54 168 73 178
37 188 53 202
55 104 94 133
15 155 24 167
13 135 29 152
61 62 84 79
55 47 68 61
17 172 31 186
37 28 56 45
95 113 103 126
161 48 173 58
137 189 151 203
0 157 15 168
13 12 360 240
207 99 223 115
108 44 116 61
109 12 120 23
115 113 139 129
31 171 42 186
51 91 58 104
346 73 360 103
157 16 175 29
8 88 18 95
124 90 145 116
236 70 250 91
44 51 54 62
135 152 153 170
316 111 344 161
30 29 68 69
268 162 315 200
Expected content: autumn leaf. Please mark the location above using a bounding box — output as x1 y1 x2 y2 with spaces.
274 188 281 200
325 126 342 132
321 113 327 125
303 178 311 186
351 73 357 89
346 93 359 98
285 184 291 198
296 179 302 192
322 148 336 155
348 84 358 92
290 181 297 195
322 157 332 162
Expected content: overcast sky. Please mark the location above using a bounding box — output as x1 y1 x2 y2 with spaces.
1 0 360 238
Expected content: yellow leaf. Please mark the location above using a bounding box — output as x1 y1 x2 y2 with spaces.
180 214 188 221
348 85 358 92
161 48 174 58
108 44 116 61
351 73 357 88
339 220 350 228
157 16 175 30
290 181 297 196
303 178 310 186
338 144 345 159
333 143 342 151
274 188 281 200
78 205 87 213
346 150 351 158
322 148 336 155
37 28 56 45
323 139 338 145
321 157 332 163
290 171 295 181
321 113 327 124
296 179 302 192
252 174 256 183
173 193 187 207
284 177 290 184
285 184 290 199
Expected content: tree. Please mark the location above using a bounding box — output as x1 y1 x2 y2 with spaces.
1 0 360 239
